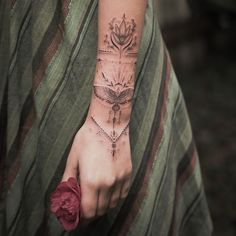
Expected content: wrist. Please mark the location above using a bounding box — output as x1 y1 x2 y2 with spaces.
86 94 132 129
87 56 135 128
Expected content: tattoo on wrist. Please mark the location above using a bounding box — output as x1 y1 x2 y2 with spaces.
91 14 137 158
91 116 129 158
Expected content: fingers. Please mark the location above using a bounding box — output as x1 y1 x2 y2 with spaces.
80 183 98 220
108 176 131 209
96 187 112 216
62 136 132 221
80 177 131 220
80 175 115 219
109 180 123 209
62 141 79 181
120 177 131 199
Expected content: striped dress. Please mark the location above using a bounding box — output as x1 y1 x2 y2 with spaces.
0 0 213 235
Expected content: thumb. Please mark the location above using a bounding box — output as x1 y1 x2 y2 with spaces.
62 139 79 182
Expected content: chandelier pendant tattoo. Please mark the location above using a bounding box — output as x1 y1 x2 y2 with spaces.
92 14 137 158
91 116 129 157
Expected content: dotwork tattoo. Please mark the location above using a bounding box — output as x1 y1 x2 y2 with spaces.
100 14 137 58
92 14 138 158
94 58 135 122
91 116 129 157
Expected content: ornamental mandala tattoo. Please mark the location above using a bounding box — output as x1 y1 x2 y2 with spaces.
91 116 129 157
100 14 137 58
92 14 137 158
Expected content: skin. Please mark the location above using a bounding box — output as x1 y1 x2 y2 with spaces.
62 0 147 222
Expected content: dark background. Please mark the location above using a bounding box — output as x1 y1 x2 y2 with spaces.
159 1 236 235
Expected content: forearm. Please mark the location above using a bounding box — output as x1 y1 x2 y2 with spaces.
61 2 147 217
86 0 147 156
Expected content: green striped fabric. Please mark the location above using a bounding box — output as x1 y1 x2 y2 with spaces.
0 0 213 235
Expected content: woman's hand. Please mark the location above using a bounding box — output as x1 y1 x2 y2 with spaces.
60 1 147 221
60 0 146 226
62 119 132 220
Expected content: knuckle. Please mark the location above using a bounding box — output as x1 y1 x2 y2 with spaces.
126 163 133 175
102 177 116 188
117 169 131 181
119 165 132 180
116 172 125 181
85 175 98 188
85 174 116 189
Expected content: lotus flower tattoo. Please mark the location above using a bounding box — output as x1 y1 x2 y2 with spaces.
92 14 137 158
104 14 137 56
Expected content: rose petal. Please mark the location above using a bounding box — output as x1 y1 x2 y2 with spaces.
50 201 61 213
56 182 72 192
50 177 81 231
58 213 79 231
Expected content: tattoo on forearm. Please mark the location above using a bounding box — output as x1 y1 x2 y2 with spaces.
94 59 135 117
92 14 138 158
99 14 137 58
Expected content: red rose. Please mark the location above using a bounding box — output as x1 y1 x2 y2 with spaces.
50 177 81 231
